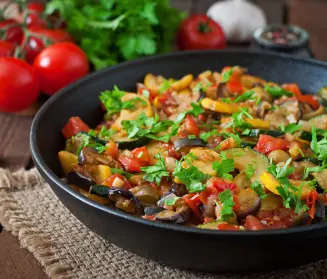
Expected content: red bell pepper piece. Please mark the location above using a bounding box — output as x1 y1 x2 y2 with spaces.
217 223 241 231
183 193 203 220
255 134 289 154
282 84 319 109
62 116 90 139
118 154 147 173
306 190 319 219
131 146 151 163
103 173 131 189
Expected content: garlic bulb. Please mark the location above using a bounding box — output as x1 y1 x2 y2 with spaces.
207 0 267 43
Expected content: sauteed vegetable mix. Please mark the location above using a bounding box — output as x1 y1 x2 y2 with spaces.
59 67 327 231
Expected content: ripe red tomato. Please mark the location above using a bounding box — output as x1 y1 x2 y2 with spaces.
177 15 226 50
255 135 290 154
118 154 147 173
184 115 200 137
62 116 90 139
23 27 73 64
33 42 89 95
131 146 150 163
0 41 15 57
0 19 23 44
0 57 40 112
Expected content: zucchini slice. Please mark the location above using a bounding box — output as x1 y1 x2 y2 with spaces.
111 132 150 150
312 169 327 191
318 86 327 106
245 129 284 138
224 148 269 181
197 221 220 230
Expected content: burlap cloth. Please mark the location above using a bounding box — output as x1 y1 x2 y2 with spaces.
1 169 327 279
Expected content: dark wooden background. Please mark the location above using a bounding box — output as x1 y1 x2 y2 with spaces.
1 0 327 278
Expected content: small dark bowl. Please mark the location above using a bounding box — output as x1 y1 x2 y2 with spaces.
30 50 327 272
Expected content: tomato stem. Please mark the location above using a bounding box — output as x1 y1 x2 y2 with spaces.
198 20 211 34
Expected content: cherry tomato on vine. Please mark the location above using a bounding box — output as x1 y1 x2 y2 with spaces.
0 19 23 44
18 2 46 28
177 15 226 50
23 27 73 64
0 57 40 112
33 42 89 95
0 41 15 57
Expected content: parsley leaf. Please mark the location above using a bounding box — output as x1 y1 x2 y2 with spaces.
200 130 220 142
159 80 171 93
173 154 208 193
220 98 232 103
99 86 146 116
140 154 169 185
111 168 133 179
164 197 180 206
311 126 327 164
250 181 267 199
280 123 302 134
193 81 212 93
221 68 234 83
233 90 255 103
218 189 235 221
212 159 234 181
303 165 325 179
87 143 108 153
244 164 255 179
176 102 205 123
226 108 253 129
268 158 294 179
98 126 116 140
264 85 293 98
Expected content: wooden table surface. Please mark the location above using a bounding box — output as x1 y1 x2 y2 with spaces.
1 0 327 278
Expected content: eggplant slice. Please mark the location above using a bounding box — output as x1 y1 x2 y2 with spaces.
174 138 205 152
78 146 121 168
154 204 191 224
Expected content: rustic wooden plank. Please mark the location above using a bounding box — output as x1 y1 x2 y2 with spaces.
0 113 33 171
0 230 48 279
288 1 327 61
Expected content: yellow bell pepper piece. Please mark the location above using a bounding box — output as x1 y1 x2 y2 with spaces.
246 118 270 129
171 74 193 92
201 98 240 114
58 151 78 174
260 171 313 198
85 165 112 184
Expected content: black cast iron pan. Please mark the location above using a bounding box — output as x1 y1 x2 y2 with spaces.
30 50 327 272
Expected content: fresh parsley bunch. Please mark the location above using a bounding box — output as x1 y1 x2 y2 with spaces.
45 0 185 70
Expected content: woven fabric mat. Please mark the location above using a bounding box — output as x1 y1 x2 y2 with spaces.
1 169 327 279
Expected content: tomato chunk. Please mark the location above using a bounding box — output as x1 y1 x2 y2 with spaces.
104 140 118 159
208 178 237 193
183 193 203 220
217 223 241 231
184 115 200 137
103 173 131 189
282 83 319 109
131 146 150 163
118 154 147 173
62 116 89 139
255 135 289 154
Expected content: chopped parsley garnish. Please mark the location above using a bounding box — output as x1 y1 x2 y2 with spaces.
173 153 209 193
226 108 253 129
87 143 108 153
88 129 97 137
303 165 325 179
220 98 232 103
140 154 169 185
233 90 255 103
218 189 235 221
122 113 178 142
212 158 234 181
98 126 116 140
244 164 255 179
188 135 197 139
111 168 133 179
268 159 309 213
164 197 180 206
176 102 205 123
264 85 293 98
221 132 241 146
311 126 327 164
279 123 302 134
200 130 220 142
159 80 171 93
100 86 147 116
221 68 235 83
250 181 267 199
193 81 212 93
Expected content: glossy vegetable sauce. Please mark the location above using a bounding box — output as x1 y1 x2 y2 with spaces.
59 66 327 231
